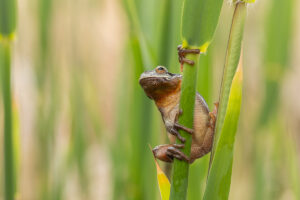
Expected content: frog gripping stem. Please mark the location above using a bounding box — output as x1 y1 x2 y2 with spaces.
177 45 200 72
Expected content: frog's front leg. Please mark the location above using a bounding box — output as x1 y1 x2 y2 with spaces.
177 45 200 71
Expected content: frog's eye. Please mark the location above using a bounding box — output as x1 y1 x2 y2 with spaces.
155 66 167 74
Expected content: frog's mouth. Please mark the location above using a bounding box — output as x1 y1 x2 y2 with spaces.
139 75 180 89
139 75 182 100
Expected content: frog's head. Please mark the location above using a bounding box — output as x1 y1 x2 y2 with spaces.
139 66 182 100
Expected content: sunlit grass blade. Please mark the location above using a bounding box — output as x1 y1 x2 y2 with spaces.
153 158 170 200
203 57 243 200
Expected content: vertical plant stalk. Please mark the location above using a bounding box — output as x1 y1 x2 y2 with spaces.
170 0 223 198
0 40 15 200
170 53 199 200
1 0 17 199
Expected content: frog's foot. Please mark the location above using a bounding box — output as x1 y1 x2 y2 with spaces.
152 144 190 163
167 145 190 163
177 45 200 71
208 102 219 129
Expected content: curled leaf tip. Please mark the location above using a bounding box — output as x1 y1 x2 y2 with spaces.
155 159 171 200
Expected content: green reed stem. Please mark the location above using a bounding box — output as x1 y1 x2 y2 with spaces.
170 53 199 200
1 40 15 200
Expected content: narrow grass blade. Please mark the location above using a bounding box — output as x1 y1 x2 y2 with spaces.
0 41 15 200
203 57 243 200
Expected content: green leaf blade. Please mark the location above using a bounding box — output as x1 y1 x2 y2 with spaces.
212 2 246 157
203 57 243 200
181 0 223 51
203 2 247 199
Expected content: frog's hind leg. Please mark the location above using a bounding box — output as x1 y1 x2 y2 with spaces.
189 128 214 163
189 103 218 163
208 102 219 129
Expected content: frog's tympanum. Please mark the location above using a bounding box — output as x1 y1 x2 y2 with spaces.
139 66 217 163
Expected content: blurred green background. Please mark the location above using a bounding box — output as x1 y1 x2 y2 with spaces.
0 0 300 199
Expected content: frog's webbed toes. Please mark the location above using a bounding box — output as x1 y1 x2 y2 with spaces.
152 144 185 163
166 146 190 163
